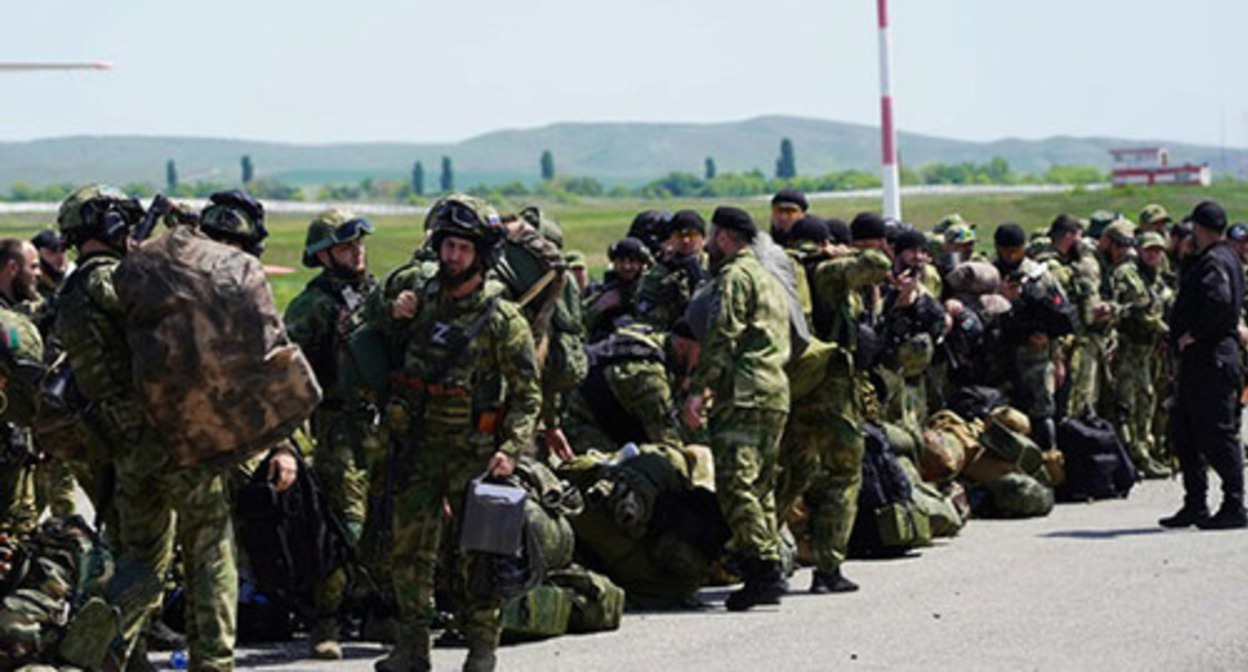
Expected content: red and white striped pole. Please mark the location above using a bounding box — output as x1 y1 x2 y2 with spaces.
876 0 901 220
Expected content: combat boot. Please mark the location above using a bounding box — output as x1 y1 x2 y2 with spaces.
725 558 787 612
362 613 400 644
809 568 859 594
309 618 342 660
1137 459 1172 480
1197 503 1248 530
374 629 432 672
1159 504 1210 528
462 647 497 672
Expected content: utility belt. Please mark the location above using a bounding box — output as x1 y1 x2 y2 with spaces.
388 372 504 436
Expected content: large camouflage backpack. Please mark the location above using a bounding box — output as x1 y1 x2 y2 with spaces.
558 449 729 608
113 226 322 467
848 423 932 558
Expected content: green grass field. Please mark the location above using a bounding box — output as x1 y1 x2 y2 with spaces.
2 182 1246 311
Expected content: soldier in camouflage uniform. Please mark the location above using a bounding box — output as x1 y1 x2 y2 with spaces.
635 210 709 330
0 306 43 538
582 237 650 343
562 324 683 455
377 196 540 672
0 241 43 536
1046 214 1110 418
284 210 382 659
51 185 284 672
683 206 790 612
1105 225 1172 478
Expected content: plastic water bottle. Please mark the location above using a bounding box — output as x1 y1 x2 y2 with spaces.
615 442 640 464
169 649 188 670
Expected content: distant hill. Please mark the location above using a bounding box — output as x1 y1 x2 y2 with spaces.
1 115 1244 190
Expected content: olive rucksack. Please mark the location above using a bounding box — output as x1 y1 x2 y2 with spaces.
113 227 322 467
848 423 932 559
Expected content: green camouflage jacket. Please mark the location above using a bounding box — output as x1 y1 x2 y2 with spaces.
811 248 892 349
1112 258 1167 344
284 271 378 405
395 279 541 457
635 254 706 330
693 247 790 414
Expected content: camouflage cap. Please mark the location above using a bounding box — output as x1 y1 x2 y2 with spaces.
1103 219 1137 247
1138 204 1171 229
933 213 969 235
302 208 374 267
564 250 587 269
944 222 977 245
1137 231 1166 249
1026 235 1057 261
56 183 141 239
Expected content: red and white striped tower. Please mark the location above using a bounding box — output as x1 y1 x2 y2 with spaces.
876 0 901 219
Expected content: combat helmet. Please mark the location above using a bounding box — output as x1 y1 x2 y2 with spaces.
56 184 144 247
302 208 374 268
425 195 505 267
200 190 268 257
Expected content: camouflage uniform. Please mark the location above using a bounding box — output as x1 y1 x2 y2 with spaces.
693 246 791 565
1051 246 1108 417
562 327 682 454
1107 236 1170 477
380 197 541 672
777 248 890 579
53 186 237 672
0 307 43 537
635 253 707 330
285 267 381 634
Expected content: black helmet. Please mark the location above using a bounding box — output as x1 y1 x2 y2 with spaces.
200 190 269 257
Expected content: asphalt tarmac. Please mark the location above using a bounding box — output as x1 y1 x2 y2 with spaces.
142 473 1248 672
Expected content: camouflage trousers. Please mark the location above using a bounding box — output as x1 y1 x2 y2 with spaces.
111 441 237 672
389 437 502 656
777 360 864 573
710 406 787 564
0 459 37 536
310 411 376 617
1064 336 1102 418
1114 342 1161 465
34 457 78 520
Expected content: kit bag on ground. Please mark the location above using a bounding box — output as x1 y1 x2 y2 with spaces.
500 584 574 641
234 449 350 610
546 565 625 633
1055 414 1136 501
848 423 932 559
113 227 322 467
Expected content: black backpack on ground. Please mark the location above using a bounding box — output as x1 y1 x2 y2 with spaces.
1055 415 1136 501
234 448 352 616
948 385 1008 421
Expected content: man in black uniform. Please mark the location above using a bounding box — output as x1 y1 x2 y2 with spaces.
1162 201 1247 530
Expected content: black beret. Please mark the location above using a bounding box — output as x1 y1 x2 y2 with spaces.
31 229 65 250
994 222 1027 248
825 217 851 245
788 216 829 245
608 236 649 261
771 188 809 212
668 209 707 237
850 212 887 241
1048 214 1082 239
1190 200 1228 233
711 206 758 240
893 228 929 255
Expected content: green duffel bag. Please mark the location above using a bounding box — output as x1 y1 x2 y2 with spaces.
500 584 574 640
875 502 931 550
547 566 625 633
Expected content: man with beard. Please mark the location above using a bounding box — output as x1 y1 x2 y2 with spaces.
769 188 808 247
31 230 71 303
0 240 42 310
377 195 540 672
0 240 44 534
582 236 651 343
284 209 381 659
683 206 790 612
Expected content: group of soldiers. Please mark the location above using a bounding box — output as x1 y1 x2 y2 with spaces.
0 181 1242 672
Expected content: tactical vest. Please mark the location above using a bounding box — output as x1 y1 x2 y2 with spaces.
298 273 377 404
580 333 666 447
396 282 511 440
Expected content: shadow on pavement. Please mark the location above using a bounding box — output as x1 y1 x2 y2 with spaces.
1041 527 1169 540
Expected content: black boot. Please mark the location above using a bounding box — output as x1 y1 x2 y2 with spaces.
725 559 786 612
1197 502 1248 530
810 568 859 594
1159 504 1210 528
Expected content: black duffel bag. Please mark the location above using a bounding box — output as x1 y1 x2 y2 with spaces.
1055 414 1136 502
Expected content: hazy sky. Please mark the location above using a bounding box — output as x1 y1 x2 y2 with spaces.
4 0 1247 148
